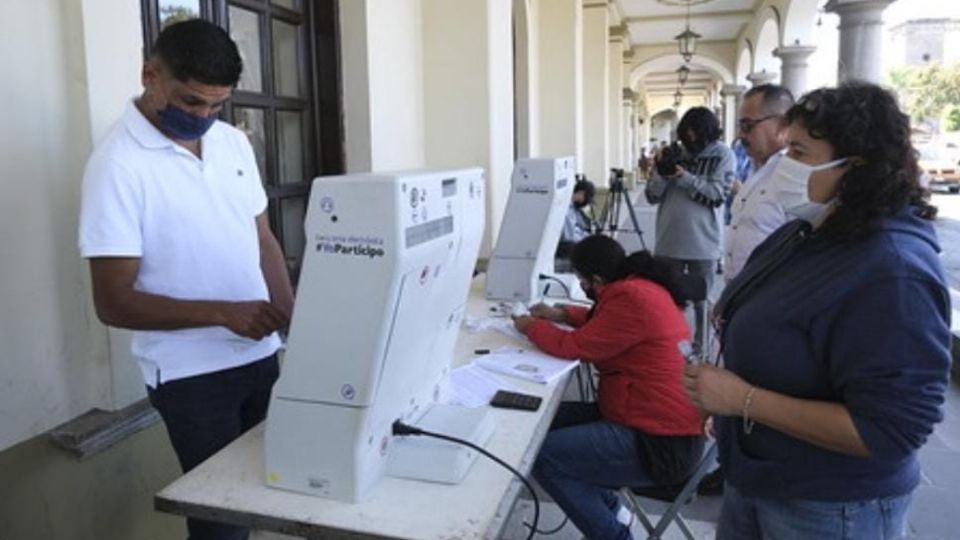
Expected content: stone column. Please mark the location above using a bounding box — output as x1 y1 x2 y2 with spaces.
608 32 625 169
774 44 817 97
746 70 778 87
422 0 515 256
622 92 634 171
582 2 610 185
721 84 747 145
825 0 896 83
537 0 582 166
639 105 651 157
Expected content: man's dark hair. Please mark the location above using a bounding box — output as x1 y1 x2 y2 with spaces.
153 19 243 86
786 82 936 239
677 107 721 149
574 179 596 205
570 235 688 307
744 84 795 117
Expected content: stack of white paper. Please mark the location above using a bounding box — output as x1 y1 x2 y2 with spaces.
446 364 518 407
476 347 579 384
462 316 528 341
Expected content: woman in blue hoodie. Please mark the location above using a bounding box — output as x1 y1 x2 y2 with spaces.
683 82 951 539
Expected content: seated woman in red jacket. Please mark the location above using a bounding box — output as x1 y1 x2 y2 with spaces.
513 235 704 540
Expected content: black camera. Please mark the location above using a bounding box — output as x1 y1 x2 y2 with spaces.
656 142 688 177
608 168 625 193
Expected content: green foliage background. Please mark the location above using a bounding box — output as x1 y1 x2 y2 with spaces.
888 64 960 130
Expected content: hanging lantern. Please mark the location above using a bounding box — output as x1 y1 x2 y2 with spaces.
673 89 684 108
675 2 701 63
676 65 691 86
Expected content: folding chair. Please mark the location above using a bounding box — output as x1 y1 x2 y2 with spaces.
620 441 718 540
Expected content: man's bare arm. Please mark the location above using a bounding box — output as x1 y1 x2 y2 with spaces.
256 213 295 320
89 257 287 340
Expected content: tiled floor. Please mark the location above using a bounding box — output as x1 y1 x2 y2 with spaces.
907 380 960 540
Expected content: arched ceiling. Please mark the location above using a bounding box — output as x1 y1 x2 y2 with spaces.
736 45 753 85
630 52 735 87
754 14 780 73
617 0 758 46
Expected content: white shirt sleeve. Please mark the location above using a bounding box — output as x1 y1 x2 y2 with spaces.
78 154 144 258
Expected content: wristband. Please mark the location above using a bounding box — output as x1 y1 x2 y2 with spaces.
742 386 757 434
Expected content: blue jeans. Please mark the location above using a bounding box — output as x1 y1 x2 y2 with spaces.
532 403 654 540
717 484 912 540
147 355 279 540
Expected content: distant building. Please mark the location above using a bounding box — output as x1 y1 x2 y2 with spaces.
889 18 960 68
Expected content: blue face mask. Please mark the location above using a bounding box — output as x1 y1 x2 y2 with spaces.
157 104 217 140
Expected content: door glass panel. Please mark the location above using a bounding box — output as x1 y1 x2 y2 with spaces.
281 196 307 274
229 7 263 93
273 19 301 97
159 0 200 29
234 108 266 180
277 111 304 184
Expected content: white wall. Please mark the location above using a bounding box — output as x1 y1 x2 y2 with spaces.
513 0 539 159
622 101 635 170
339 0 374 172
342 0 517 254
808 12 840 90
536 0 583 168
0 0 142 451
737 46 753 86
754 16 781 76
422 0 514 255
79 0 148 410
582 4 609 186
608 36 625 170
341 0 426 173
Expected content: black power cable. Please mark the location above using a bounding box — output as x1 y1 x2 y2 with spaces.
392 420 540 540
538 273 572 299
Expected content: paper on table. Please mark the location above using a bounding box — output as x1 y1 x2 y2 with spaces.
476 346 579 384
446 363 518 407
462 316 528 341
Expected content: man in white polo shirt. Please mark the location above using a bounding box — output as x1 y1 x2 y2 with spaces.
698 84 794 499
78 20 293 540
723 84 795 282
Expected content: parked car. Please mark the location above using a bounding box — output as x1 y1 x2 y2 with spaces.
917 145 960 193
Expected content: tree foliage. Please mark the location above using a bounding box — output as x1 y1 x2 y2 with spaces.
946 107 960 132
888 64 960 125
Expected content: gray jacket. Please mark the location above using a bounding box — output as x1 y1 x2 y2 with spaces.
644 141 735 260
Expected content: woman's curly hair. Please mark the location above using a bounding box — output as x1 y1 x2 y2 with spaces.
786 82 936 239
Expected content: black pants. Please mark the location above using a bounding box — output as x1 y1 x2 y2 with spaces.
659 258 716 354
147 355 280 540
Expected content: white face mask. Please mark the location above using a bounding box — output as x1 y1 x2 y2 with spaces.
772 155 849 223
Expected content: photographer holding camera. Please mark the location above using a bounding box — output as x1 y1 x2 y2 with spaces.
645 107 735 354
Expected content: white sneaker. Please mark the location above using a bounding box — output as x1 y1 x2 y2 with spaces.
616 505 635 527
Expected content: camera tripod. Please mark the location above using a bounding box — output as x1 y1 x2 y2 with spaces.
595 168 647 251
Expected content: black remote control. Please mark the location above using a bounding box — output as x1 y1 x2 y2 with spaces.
490 390 542 411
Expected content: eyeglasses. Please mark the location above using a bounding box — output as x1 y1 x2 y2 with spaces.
737 115 778 133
